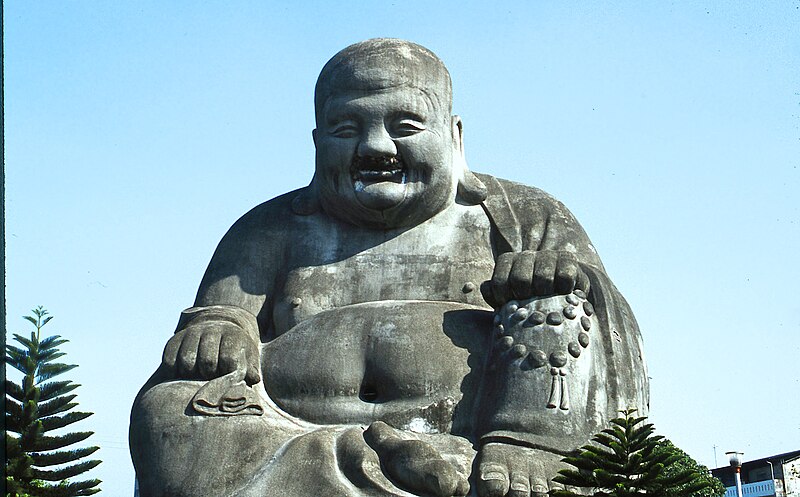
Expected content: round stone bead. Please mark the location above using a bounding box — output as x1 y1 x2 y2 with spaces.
549 350 568 367
528 350 548 368
527 311 545 326
511 344 527 358
546 312 563 325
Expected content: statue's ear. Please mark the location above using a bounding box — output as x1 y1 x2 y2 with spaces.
451 116 465 157
452 116 488 205
457 170 488 205
292 173 321 216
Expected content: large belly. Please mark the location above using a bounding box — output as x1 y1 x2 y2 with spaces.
262 300 492 433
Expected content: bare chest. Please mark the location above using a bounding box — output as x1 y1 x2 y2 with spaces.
272 206 495 335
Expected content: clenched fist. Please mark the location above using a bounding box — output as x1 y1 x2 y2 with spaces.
162 319 261 385
482 250 590 308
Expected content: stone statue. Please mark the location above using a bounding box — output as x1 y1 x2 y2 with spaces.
130 39 648 497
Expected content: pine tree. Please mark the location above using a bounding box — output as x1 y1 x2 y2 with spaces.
5 307 102 496
655 440 725 497
552 409 716 497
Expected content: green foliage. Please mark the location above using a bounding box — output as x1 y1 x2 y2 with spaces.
5 307 102 497
553 409 721 497
655 440 725 497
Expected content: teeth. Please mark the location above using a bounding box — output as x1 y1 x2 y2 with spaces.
352 170 407 191
360 169 401 179
353 169 403 180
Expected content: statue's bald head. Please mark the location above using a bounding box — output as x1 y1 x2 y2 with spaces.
300 38 486 227
315 39 453 121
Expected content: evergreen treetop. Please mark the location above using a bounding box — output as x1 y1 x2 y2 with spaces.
6 307 102 497
552 409 721 497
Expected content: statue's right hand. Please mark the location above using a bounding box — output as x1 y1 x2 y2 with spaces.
162 320 261 385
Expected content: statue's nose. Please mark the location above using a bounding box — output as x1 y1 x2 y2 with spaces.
357 125 397 157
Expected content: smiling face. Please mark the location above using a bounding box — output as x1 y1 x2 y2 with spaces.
311 39 462 229
314 86 459 228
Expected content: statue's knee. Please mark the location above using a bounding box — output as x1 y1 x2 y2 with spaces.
132 380 204 420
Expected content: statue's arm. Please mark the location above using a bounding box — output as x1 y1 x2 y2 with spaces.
477 175 609 308
161 199 288 386
472 177 649 495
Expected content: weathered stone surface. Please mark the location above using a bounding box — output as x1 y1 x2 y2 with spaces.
130 38 649 497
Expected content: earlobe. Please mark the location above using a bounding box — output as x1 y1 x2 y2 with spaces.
451 116 487 205
451 116 464 156
456 171 488 206
312 129 318 147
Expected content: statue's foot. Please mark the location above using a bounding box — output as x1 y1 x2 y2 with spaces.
364 421 470 497
475 442 570 497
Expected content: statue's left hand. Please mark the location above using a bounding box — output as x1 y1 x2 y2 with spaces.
483 250 590 308
475 442 563 497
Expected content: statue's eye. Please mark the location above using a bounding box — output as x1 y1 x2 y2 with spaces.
392 119 426 137
329 122 359 138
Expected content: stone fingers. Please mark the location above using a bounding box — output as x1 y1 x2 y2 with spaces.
486 252 516 307
218 330 247 377
575 265 591 295
162 332 182 371
176 327 202 378
553 252 579 295
244 338 262 385
162 322 261 384
197 330 221 380
508 250 535 301
485 251 592 308
532 251 558 296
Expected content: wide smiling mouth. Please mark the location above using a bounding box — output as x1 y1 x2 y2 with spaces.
350 155 408 187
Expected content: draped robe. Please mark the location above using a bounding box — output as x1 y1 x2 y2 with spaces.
130 173 648 496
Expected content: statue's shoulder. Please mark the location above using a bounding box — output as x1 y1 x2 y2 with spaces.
228 188 308 232
474 172 566 212
473 172 593 255
211 188 317 254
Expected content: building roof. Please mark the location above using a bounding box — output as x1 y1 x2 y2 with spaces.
711 449 800 473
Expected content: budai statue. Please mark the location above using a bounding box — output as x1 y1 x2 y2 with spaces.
130 39 648 497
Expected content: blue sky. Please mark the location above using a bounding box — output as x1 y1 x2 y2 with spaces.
5 2 799 495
